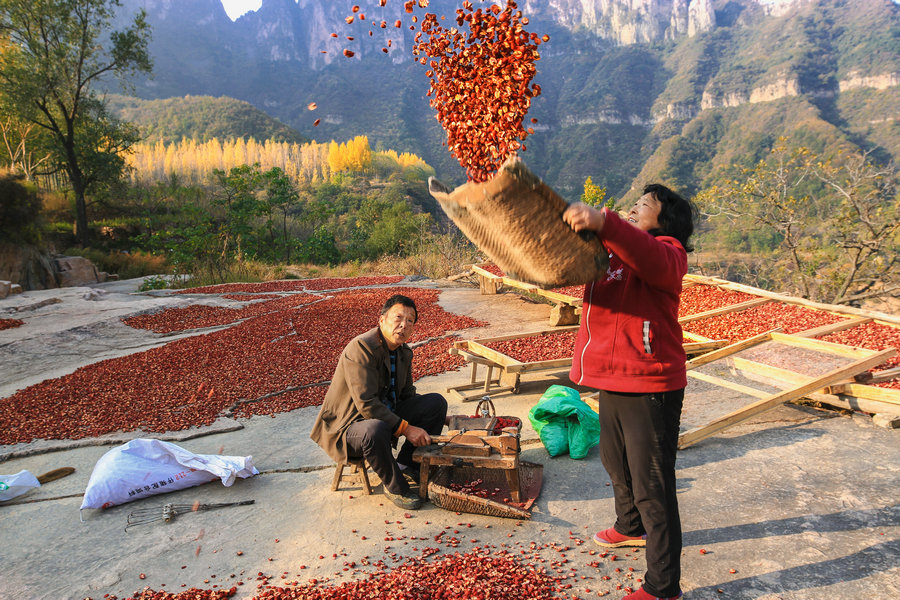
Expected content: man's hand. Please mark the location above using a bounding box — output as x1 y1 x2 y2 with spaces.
563 202 606 233
403 425 431 447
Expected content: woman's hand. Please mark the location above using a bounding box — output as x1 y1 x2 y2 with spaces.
563 202 606 234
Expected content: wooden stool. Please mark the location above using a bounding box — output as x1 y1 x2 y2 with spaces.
331 458 373 495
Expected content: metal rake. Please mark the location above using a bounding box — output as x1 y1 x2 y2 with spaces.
125 499 254 531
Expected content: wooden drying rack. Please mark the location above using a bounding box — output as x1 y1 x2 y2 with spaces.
453 267 900 426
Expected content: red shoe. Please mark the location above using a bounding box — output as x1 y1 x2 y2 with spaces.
592 527 647 548
623 586 682 600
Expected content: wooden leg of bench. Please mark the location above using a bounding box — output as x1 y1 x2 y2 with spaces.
358 464 373 495
418 460 430 499
331 464 344 491
505 467 521 503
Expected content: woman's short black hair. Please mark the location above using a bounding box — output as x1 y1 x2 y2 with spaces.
644 183 697 253
381 294 418 323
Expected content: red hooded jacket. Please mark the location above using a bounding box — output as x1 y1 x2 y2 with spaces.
569 208 687 393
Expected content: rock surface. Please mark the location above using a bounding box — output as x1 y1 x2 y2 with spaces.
0 244 114 291
0 244 58 291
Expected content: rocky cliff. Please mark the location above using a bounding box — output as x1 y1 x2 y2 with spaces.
109 0 898 198
525 0 716 44
128 0 770 69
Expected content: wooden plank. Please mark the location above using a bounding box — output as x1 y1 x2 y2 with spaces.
793 316 872 339
683 330 716 342
678 297 771 324
687 371 770 399
804 391 900 417
457 326 579 347
824 383 900 404
768 332 876 359
500 276 538 291
536 289 583 306
472 264 501 279
730 344 896 389
449 346 503 368
475 262 583 307
518 358 573 372
732 355 899 402
683 340 730 355
730 356 809 386
686 330 778 370
869 366 900 384
678 348 896 448
466 340 525 369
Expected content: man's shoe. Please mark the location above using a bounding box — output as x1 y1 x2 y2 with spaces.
592 527 647 548
622 586 682 600
384 488 423 510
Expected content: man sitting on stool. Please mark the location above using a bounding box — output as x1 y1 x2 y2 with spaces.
310 293 448 510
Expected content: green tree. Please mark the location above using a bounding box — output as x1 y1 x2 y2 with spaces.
812 149 900 304
211 163 264 259
580 176 612 209
0 115 52 179
0 0 151 246
696 139 900 305
263 166 300 263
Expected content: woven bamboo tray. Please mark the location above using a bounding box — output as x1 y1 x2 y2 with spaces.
428 157 609 289
427 461 543 519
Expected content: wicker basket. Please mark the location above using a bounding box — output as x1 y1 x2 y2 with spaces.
427 461 543 519
428 157 609 289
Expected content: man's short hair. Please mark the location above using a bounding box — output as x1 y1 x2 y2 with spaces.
381 294 418 323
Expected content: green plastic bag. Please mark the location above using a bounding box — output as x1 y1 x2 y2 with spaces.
528 385 601 459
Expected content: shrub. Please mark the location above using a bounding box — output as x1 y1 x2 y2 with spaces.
64 248 169 279
0 170 43 244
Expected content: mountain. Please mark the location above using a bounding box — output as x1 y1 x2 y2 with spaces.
106 94 309 144
107 0 900 200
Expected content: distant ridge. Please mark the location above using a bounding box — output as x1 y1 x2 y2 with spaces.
109 0 899 199
106 94 309 145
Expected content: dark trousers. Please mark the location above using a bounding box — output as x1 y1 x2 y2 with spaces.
344 392 447 495
597 389 684 598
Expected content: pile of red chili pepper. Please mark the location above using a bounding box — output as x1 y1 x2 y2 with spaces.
492 416 521 434
0 317 24 330
0 285 484 444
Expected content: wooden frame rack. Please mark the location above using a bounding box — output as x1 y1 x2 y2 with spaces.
459 266 900 427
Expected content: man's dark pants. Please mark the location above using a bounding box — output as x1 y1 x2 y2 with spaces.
344 392 447 495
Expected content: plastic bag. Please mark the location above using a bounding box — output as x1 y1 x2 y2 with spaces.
528 385 601 459
80 438 258 511
0 470 41 501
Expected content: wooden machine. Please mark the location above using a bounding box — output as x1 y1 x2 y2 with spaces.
413 400 523 502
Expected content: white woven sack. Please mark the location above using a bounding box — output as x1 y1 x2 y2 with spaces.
80 438 258 511
0 470 41 501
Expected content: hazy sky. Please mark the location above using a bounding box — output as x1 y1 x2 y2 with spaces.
220 0 262 21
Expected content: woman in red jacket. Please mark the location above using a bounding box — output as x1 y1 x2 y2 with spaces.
563 183 696 600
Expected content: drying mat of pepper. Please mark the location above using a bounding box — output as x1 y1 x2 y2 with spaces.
428 461 543 520
429 157 608 289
